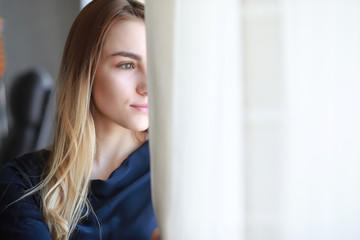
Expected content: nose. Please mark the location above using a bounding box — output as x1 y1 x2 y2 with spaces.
136 63 147 96
136 71 147 96
137 82 147 96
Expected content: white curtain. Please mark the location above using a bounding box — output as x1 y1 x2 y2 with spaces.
147 0 360 239
146 0 244 239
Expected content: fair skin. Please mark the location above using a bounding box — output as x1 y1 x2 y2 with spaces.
91 19 148 181
90 19 160 240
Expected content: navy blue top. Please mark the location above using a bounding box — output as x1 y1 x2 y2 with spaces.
0 141 157 239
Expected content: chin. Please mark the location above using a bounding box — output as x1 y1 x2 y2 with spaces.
137 125 149 132
133 118 149 132
131 123 149 132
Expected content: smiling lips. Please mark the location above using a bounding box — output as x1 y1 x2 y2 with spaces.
130 104 148 112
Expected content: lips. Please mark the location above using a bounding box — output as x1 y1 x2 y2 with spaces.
130 104 148 112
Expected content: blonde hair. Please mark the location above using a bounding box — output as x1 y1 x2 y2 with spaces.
33 1 144 239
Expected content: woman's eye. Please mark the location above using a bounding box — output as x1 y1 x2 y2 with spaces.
118 62 134 69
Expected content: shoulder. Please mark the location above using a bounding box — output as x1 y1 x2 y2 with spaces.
0 150 52 239
0 149 50 189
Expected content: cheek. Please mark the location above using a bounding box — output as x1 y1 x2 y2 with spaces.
94 67 115 96
93 71 114 107
93 71 131 107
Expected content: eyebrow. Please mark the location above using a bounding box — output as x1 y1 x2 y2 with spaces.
109 51 142 61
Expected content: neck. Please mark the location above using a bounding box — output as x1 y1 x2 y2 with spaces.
91 117 146 180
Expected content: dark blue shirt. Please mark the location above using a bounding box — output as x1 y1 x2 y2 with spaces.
0 141 157 239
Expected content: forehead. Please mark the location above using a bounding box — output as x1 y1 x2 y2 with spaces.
103 19 146 55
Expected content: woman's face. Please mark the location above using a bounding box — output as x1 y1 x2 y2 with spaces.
92 19 148 132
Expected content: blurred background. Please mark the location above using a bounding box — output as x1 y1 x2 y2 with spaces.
0 0 78 89
0 0 88 164
243 0 360 239
0 0 360 239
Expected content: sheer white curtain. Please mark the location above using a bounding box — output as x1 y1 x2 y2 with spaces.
146 0 244 239
146 0 360 239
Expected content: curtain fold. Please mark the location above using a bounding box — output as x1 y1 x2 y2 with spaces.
146 1 245 239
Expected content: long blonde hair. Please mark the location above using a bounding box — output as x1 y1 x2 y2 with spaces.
36 1 144 239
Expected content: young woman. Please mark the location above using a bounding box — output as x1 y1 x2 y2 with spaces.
0 0 160 239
